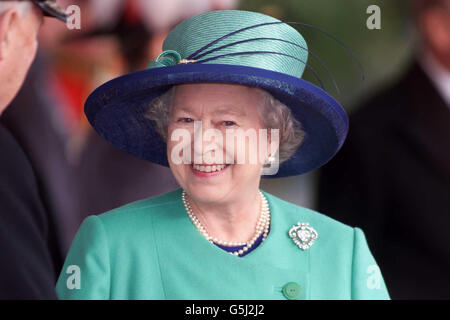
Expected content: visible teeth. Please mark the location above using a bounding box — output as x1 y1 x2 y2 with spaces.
193 164 227 172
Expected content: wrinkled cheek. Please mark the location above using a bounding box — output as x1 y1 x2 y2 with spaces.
167 127 194 165
167 141 189 186
224 135 266 166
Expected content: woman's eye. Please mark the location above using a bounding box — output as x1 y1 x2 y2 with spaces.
178 118 194 123
223 120 236 126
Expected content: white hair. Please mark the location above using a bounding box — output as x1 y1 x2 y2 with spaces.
145 85 305 165
0 1 32 16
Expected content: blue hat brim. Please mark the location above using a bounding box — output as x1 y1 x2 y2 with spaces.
85 63 348 178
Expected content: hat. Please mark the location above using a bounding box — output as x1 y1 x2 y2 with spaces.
0 0 68 22
31 0 67 22
84 10 349 178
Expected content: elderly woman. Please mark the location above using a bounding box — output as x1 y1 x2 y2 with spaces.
56 10 389 300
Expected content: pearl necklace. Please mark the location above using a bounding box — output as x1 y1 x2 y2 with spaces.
181 190 271 256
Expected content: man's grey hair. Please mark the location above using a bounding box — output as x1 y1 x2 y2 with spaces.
145 85 305 165
0 1 32 16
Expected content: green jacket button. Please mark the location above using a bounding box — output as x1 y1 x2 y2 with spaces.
282 282 302 300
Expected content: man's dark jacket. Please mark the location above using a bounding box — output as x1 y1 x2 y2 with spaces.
0 123 57 299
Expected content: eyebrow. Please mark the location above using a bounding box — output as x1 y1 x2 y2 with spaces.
173 106 193 114
173 105 247 117
215 105 247 117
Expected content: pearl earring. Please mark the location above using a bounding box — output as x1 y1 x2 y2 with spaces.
264 155 275 166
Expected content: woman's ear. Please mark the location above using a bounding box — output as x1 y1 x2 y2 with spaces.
0 8 17 61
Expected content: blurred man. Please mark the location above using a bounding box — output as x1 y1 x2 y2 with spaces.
318 0 450 299
0 0 66 299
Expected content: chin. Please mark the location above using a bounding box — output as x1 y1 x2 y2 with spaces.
185 181 230 204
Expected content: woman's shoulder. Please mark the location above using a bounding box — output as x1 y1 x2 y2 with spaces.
262 189 355 235
92 188 183 227
260 191 390 300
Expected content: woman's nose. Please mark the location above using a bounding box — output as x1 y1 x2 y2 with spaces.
192 120 223 162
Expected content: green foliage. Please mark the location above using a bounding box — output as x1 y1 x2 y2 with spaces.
239 0 416 110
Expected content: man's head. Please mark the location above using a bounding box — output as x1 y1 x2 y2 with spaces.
0 0 66 113
415 0 450 70
0 1 43 112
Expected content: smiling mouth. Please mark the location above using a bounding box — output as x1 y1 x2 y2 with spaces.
191 164 230 173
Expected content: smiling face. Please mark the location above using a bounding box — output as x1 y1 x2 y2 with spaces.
167 82 271 205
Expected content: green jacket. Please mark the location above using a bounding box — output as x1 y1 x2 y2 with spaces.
56 188 390 300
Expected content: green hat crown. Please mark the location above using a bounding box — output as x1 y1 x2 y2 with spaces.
148 10 309 79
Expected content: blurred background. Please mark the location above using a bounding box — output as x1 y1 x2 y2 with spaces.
241 0 415 207
3 0 448 299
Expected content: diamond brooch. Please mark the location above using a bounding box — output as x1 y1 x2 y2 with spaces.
288 222 318 250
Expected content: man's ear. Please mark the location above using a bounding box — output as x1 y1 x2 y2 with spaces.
421 8 450 53
0 8 17 61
